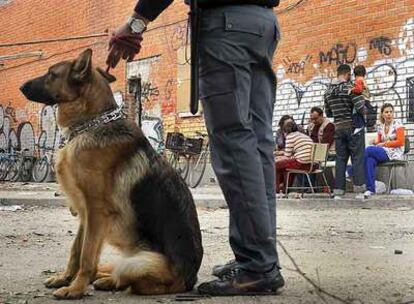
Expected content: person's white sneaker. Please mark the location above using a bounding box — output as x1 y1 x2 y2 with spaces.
364 190 374 198
355 193 365 200
276 193 285 199
333 195 342 200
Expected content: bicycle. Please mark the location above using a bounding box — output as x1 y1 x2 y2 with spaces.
32 145 55 182
187 132 209 188
165 132 190 180
0 149 9 181
0 147 34 182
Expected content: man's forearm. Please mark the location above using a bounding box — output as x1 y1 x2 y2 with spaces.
134 0 174 22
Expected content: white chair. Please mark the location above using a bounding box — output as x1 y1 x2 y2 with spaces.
285 143 332 197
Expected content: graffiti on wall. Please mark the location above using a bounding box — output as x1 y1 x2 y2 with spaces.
141 116 164 152
38 105 58 150
169 23 189 52
0 104 60 155
113 91 124 108
407 77 414 120
164 78 175 102
127 56 165 151
141 82 160 103
127 56 161 114
398 18 414 57
319 42 358 66
4 104 18 123
275 18 414 159
370 36 393 56
283 55 312 75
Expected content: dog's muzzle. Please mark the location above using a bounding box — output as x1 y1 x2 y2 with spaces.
20 76 57 105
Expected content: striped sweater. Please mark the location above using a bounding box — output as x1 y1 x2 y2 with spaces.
284 131 313 163
324 80 365 129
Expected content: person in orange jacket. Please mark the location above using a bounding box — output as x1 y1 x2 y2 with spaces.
351 65 371 100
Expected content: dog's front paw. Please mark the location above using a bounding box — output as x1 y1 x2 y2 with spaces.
53 286 85 300
44 273 71 288
93 277 116 291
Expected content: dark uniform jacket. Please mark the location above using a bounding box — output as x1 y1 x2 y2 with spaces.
135 0 280 21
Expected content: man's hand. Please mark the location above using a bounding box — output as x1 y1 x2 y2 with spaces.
106 23 143 69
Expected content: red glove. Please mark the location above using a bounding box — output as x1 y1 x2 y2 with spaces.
106 25 143 69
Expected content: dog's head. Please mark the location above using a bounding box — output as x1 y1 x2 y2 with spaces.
20 49 118 127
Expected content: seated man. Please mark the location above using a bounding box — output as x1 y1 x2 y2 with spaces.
276 120 314 193
307 106 335 160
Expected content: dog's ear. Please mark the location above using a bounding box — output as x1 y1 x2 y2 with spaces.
71 49 93 82
96 67 117 83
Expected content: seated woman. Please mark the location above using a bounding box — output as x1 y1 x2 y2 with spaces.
276 120 314 193
274 115 293 155
364 103 405 197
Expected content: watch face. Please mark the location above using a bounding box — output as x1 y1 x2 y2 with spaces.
130 18 145 33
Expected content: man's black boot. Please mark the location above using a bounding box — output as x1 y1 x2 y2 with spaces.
212 259 237 278
199 265 285 296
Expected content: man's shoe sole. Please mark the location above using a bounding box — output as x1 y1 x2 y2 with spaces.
198 280 285 297
198 287 284 297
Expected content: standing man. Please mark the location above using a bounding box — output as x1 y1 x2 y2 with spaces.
106 0 284 297
324 64 366 200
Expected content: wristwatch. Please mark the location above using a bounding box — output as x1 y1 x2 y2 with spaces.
127 17 147 34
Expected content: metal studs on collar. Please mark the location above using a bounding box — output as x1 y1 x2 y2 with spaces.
63 107 126 145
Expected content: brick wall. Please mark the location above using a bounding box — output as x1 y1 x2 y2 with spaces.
0 0 133 154
1 0 414 157
0 0 201 154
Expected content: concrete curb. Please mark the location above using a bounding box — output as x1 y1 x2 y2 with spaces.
0 191 66 208
2 190 414 210
2 183 414 209
0 190 228 209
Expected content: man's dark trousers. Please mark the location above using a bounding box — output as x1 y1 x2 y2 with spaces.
334 128 366 195
198 5 281 273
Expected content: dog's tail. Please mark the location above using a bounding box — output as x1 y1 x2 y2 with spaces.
113 251 186 295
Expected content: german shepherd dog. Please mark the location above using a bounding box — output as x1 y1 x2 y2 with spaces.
20 49 203 300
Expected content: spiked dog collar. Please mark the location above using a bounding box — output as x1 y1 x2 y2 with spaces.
61 107 126 146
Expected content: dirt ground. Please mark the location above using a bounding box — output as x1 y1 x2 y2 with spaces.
1 203 414 304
